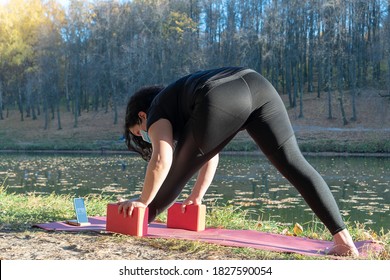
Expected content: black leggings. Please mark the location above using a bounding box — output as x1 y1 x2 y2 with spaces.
148 71 346 235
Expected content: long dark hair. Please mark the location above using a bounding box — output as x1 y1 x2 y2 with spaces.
124 85 164 161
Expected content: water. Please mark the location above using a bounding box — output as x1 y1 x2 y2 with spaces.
0 152 389 232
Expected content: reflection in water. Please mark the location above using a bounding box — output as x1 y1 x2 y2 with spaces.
0 152 389 232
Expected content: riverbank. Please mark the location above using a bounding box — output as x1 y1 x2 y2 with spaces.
1 124 390 153
1 89 389 153
0 188 389 260
1 126 390 154
1 148 390 158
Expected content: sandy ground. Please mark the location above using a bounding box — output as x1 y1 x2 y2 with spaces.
0 229 236 260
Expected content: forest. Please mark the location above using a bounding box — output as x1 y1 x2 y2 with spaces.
0 0 390 130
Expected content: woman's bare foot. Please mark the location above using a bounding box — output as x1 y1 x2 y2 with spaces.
327 229 359 257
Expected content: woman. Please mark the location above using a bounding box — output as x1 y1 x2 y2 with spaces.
118 67 358 256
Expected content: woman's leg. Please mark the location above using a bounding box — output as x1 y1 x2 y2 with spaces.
243 74 358 255
259 135 346 235
250 133 358 256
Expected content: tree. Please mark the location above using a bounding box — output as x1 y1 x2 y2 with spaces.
1 0 389 134
1 0 48 121
386 0 390 94
63 0 92 128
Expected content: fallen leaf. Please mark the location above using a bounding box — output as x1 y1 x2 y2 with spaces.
293 223 303 235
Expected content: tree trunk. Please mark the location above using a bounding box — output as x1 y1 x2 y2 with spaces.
51 104 55 120
65 61 71 112
388 1 390 94
285 54 292 107
335 54 348 125
54 65 62 130
18 85 24 122
317 61 322 98
298 63 304 118
111 77 118 125
327 63 333 120
0 80 3 120
44 95 49 130
388 57 390 95
57 101 62 130
308 9 314 93
31 85 37 120
74 45 81 128
25 77 32 118
74 86 79 128
292 61 297 108
350 58 357 121
338 93 348 126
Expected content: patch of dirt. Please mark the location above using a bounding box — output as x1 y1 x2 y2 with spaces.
287 90 390 141
0 229 245 260
0 230 166 260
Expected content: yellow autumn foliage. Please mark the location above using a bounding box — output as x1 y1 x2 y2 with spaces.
0 0 64 69
293 223 304 236
162 11 197 41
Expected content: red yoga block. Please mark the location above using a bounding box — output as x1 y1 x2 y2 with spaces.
167 203 206 231
106 203 148 236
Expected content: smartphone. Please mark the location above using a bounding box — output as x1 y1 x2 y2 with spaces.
66 197 90 226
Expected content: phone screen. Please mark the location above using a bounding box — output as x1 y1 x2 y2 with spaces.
73 198 88 223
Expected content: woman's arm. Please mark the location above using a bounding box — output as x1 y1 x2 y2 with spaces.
183 153 219 207
139 119 174 205
118 119 174 216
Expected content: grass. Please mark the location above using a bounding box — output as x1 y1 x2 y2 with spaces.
1 182 389 260
224 138 390 154
1 134 389 153
298 139 390 154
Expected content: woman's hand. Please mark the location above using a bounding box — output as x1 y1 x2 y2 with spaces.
117 199 147 217
181 194 202 213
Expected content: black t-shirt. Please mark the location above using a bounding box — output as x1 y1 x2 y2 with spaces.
146 66 246 140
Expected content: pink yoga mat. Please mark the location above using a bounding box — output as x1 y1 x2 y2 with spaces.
34 216 383 258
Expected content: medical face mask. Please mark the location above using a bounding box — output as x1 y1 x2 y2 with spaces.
140 130 151 143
